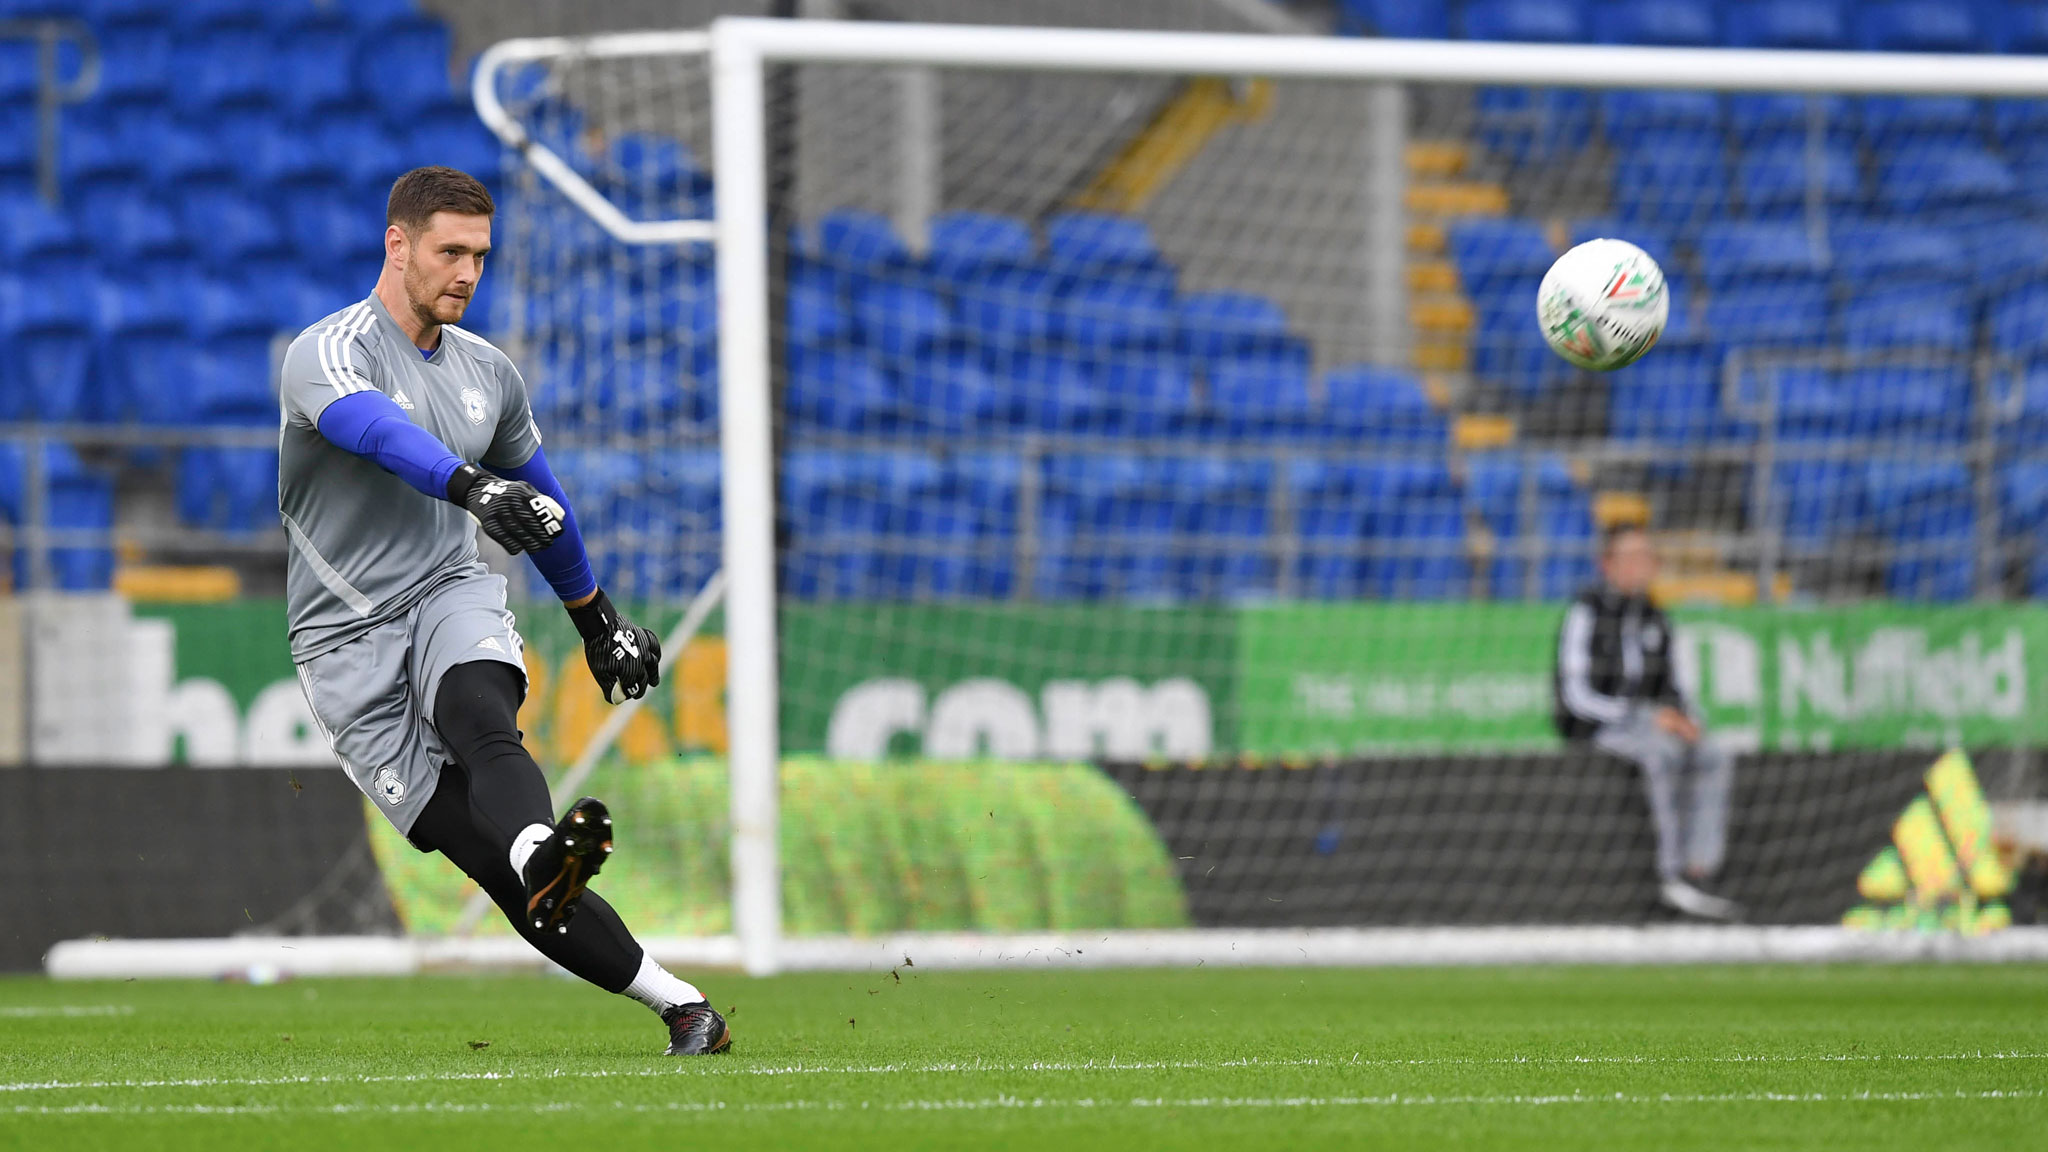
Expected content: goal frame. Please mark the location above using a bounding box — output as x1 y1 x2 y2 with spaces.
709 16 2048 975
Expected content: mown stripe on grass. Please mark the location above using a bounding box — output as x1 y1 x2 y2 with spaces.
4 1050 2046 1095
0 1006 133 1018
10 1087 2045 1118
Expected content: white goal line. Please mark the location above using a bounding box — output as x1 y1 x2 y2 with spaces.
44 927 2048 981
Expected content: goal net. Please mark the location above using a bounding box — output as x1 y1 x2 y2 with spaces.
332 20 2048 978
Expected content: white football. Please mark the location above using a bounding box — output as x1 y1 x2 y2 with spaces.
1535 238 1669 371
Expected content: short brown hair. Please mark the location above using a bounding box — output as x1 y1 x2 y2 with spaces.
386 166 494 232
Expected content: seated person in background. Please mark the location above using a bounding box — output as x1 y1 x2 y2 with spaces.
1552 524 1741 922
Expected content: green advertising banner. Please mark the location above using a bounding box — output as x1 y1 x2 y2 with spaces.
108 597 2048 764
779 602 1236 758
1237 602 2048 755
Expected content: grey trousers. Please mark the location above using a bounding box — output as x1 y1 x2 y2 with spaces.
1593 707 1734 881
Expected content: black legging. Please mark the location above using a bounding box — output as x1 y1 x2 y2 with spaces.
407 659 643 993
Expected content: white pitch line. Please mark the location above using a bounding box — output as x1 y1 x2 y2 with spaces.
0 1006 134 1019
8 1088 2043 1118
1 1051 2044 1096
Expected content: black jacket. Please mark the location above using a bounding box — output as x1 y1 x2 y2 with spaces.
1552 584 1688 741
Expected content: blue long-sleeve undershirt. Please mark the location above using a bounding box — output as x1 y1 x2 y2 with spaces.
316 391 598 603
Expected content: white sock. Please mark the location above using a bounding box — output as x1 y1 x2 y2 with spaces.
623 953 705 1015
507 822 553 876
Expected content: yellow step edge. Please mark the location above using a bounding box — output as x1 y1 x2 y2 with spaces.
1406 140 1470 178
1420 373 1454 410
1594 491 1653 529
1413 295 1473 332
1454 414 1518 451
1413 343 1469 372
116 565 243 603
1408 259 1459 293
1652 572 1793 607
1405 181 1509 218
1408 221 1447 253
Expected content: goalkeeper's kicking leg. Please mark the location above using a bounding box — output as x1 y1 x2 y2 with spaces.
408 660 731 1056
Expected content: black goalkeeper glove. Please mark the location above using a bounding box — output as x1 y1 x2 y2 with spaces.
567 588 662 704
448 463 563 555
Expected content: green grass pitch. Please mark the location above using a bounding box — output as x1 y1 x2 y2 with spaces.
4 965 2046 1151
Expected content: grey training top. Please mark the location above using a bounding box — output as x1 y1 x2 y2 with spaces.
277 294 541 662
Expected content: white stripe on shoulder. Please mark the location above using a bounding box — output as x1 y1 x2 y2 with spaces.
441 323 492 347
319 303 375 397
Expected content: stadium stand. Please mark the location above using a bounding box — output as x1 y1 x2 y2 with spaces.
7 0 2048 604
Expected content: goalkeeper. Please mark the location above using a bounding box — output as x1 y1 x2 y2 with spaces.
278 167 728 1055
1552 525 1741 922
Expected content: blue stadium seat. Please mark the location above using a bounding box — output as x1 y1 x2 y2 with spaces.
91 276 191 424
1590 0 1716 44
895 346 1009 435
1324 365 1448 444
1176 292 1291 363
313 113 406 199
1009 352 1094 433
184 277 277 421
810 209 911 293
79 0 175 24
242 117 348 191
1735 142 1862 217
1995 3 2048 53
169 28 273 112
1610 349 1754 445
1703 280 1830 347
926 212 1035 281
1337 0 1450 38
0 118 31 195
279 187 381 277
168 0 267 31
178 445 277 535
1875 142 2016 213
0 272 98 422
1091 351 1197 437
1726 92 1857 147
1725 1 1848 49
144 121 234 189
93 24 173 105
272 0 414 32
80 186 186 271
786 345 899 435
1461 0 1585 41
1843 365 1973 442
1773 458 1862 543
1859 96 1982 149
1839 283 1972 353
1863 457 1975 600
1770 366 1846 442
1698 220 1826 285
1175 456 1276 600
787 266 851 350
59 117 148 196
0 39 41 109
356 18 456 122
1446 217 1555 303
1206 356 1315 441
602 133 707 222
1474 87 1594 165
272 271 355 333
407 105 503 190
1055 277 1175 356
1856 2 1982 52
1353 458 1471 600
1044 212 1173 294
1990 280 2048 362
853 281 952 362
271 26 361 117
0 193 84 268
1287 459 1367 599
1827 222 1968 289
951 264 1055 364
1612 130 1727 237
1600 90 1723 145
1567 217 1673 260
178 187 283 273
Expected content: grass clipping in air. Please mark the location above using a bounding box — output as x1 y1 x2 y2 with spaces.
367 757 1189 937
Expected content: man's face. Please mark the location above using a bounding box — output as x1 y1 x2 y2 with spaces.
1601 530 1658 596
388 211 491 327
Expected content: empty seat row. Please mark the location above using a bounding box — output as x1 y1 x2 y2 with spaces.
1347 0 2048 54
